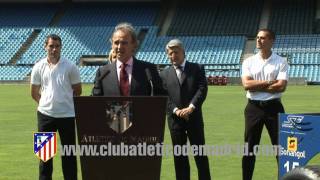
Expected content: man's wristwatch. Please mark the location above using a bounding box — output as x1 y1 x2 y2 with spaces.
267 80 273 85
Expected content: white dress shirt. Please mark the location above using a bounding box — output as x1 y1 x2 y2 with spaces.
116 57 133 85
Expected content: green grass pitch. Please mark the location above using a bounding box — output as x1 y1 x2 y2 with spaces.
0 84 319 179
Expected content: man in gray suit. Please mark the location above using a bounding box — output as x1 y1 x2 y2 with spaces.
160 39 211 180
92 22 163 96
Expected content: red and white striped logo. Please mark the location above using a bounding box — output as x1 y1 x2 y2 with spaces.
34 132 57 162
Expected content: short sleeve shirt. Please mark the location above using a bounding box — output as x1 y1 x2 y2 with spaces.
241 52 289 100
31 57 81 118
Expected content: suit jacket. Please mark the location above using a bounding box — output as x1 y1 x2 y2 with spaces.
160 61 208 131
92 57 164 96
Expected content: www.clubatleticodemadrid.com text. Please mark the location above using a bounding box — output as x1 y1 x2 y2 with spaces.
59 143 289 157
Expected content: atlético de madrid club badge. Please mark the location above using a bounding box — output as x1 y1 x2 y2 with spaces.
34 132 57 162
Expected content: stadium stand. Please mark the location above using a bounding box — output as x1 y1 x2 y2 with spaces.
78 66 99 83
167 3 218 36
0 28 33 64
58 2 159 26
273 35 320 53
0 0 319 84
167 0 262 36
268 0 315 35
137 27 245 79
138 26 245 67
0 65 31 81
16 27 114 65
211 0 262 36
272 34 320 82
0 4 58 27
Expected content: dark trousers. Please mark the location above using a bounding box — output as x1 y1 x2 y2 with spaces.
37 111 77 180
242 99 284 180
170 124 211 180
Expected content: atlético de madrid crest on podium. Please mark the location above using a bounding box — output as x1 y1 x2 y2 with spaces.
34 132 57 162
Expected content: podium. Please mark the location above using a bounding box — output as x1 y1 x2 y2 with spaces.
279 113 320 179
74 96 167 180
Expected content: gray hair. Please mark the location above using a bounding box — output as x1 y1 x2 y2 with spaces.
110 22 139 47
166 38 185 51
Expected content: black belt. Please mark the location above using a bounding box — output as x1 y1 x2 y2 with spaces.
248 98 281 107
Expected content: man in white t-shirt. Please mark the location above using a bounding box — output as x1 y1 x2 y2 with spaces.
241 29 289 180
30 34 82 180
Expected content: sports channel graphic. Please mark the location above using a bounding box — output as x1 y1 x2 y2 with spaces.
279 113 320 179
34 132 57 162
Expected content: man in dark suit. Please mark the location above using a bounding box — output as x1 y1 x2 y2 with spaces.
160 39 211 180
92 22 163 96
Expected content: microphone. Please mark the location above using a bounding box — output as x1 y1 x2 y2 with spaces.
145 68 154 96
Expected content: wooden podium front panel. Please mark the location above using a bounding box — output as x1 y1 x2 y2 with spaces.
74 96 167 180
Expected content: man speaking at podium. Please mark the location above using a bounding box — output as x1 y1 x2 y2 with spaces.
92 22 163 96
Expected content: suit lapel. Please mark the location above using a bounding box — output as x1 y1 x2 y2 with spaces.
110 62 121 95
169 66 180 87
168 65 182 106
130 58 139 95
